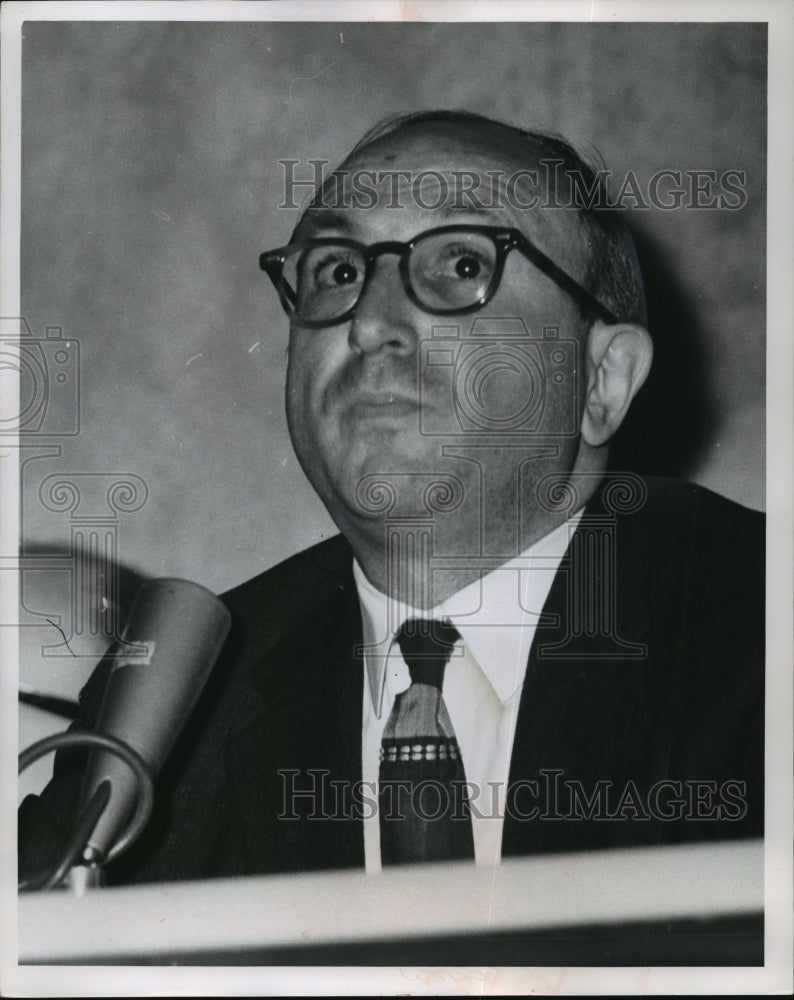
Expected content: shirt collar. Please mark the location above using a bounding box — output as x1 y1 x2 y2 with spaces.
353 510 582 716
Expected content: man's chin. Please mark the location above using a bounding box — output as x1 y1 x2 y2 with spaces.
327 446 459 519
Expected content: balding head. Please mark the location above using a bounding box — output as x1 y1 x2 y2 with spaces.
308 109 647 329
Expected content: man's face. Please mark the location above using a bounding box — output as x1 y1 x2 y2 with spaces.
284 124 594 536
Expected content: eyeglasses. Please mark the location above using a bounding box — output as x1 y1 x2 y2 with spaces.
259 224 618 330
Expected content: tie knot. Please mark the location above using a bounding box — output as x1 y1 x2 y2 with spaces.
395 618 460 688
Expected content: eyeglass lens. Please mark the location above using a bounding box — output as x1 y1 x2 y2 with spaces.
282 230 499 323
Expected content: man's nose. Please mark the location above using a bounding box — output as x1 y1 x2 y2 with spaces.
346 256 419 356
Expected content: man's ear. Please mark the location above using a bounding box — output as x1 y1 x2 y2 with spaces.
580 322 653 447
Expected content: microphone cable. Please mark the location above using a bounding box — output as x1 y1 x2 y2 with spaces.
18 730 155 892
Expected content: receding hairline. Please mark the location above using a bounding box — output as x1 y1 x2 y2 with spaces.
338 115 561 174
299 109 647 326
343 110 646 328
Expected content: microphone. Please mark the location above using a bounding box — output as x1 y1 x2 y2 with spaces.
78 578 232 864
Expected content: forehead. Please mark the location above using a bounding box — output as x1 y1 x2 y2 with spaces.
347 120 531 172
293 123 588 271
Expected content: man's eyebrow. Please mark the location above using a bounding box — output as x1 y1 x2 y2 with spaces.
293 203 513 245
296 210 354 235
300 203 507 230
436 203 505 221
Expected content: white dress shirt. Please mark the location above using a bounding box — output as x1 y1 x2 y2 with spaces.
354 511 582 872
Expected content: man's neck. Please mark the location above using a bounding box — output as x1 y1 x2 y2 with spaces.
346 504 579 607
335 442 607 605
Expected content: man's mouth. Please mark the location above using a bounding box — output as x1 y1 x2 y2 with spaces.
347 389 421 418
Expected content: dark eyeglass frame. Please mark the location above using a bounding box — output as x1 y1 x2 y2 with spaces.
259 224 619 330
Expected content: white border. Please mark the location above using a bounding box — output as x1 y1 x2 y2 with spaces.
2 1 791 996
0 0 23 994
763 0 794 990
0 0 789 23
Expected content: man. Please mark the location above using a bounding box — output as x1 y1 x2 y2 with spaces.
19 110 764 885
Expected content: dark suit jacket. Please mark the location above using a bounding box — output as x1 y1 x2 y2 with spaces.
19 477 764 885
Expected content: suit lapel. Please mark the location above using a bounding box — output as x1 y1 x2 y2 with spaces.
226 567 365 874
503 486 655 856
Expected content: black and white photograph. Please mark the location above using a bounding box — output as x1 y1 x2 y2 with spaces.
2 0 792 994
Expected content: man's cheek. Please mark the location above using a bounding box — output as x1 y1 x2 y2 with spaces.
285 370 316 450
538 365 582 439
287 343 321 406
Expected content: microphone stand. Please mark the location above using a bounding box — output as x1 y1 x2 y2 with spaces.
18 731 155 893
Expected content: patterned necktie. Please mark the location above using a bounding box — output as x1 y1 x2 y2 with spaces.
378 618 475 865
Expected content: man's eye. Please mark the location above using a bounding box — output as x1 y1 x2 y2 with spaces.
453 254 482 279
431 244 491 281
312 253 362 290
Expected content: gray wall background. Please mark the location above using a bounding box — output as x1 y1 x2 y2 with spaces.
17 19 765 615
